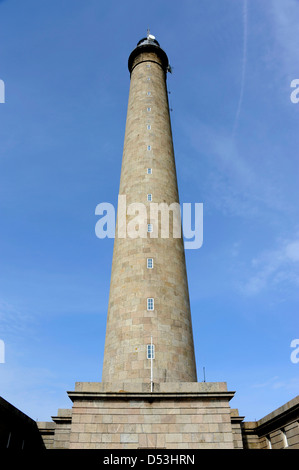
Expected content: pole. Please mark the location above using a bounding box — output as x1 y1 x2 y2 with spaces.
150 336 153 392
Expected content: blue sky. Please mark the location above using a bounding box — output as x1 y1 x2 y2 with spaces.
0 0 298 423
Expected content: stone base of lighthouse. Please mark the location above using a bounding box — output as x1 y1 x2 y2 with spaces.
37 382 244 449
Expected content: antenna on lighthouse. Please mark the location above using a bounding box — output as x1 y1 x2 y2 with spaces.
147 28 155 41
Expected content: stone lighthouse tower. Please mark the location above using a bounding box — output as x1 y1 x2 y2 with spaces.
101 32 197 385
42 33 241 450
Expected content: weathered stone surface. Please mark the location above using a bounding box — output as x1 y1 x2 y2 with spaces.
241 395 299 449
36 36 245 452
101 37 197 384
67 382 236 449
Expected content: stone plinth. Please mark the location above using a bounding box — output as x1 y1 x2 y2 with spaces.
51 408 72 449
66 382 238 449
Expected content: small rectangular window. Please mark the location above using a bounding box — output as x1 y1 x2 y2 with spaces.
147 344 155 359
147 145 151 151
147 258 153 269
147 298 154 311
281 429 288 448
147 107 151 112
147 77 151 81
146 64 151 68
266 435 272 449
147 223 153 232
147 194 152 202
147 168 152 174
6 432 11 449
147 92 151 96
147 125 151 130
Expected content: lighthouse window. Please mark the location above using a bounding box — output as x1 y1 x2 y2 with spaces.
146 64 151 68
147 107 151 112
147 125 151 130
147 194 152 202
147 92 151 96
147 298 154 311
147 223 153 232
147 344 155 359
147 258 153 269
147 168 152 174
147 145 151 151
147 77 151 81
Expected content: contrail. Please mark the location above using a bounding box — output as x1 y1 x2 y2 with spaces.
232 0 248 139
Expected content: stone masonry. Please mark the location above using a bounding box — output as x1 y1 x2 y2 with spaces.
37 34 244 450
5 33 298 452
101 36 197 384
242 395 299 449
55 382 239 449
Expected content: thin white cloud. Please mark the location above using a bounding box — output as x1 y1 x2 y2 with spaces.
285 241 299 262
0 364 66 421
251 376 279 389
179 118 287 218
271 0 299 78
232 0 248 138
251 375 299 396
0 299 35 339
239 235 299 295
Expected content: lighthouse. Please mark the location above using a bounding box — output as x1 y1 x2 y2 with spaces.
101 32 197 385
41 34 241 450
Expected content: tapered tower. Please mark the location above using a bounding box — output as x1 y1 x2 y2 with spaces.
101 33 197 384
41 34 240 450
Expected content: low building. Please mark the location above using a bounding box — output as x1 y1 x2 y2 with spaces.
0 396 45 450
242 395 299 449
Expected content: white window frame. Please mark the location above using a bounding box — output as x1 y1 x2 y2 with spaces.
281 429 288 448
147 223 153 233
147 194 152 202
147 91 151 96
147 145 151 151
147 258 153 269
147 298 154 311
147 344 155 359
147 168 152 174
266 435 272 449
147 124 151 130
147 107 151 112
